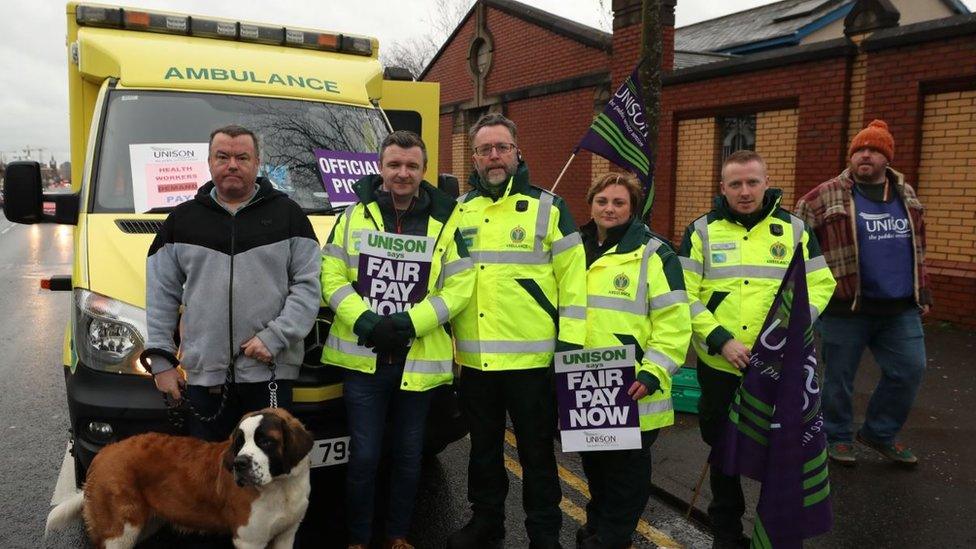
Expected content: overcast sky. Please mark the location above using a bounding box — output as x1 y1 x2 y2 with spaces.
2 0 972 164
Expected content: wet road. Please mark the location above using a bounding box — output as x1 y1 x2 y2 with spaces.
1 222 710 548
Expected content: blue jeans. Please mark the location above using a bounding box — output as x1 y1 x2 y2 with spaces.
820 310 926 445
343 364 433 545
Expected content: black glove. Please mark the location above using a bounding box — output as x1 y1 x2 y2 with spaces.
369 316 411 353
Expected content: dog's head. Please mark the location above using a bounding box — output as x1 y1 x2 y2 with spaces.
222 408 314 487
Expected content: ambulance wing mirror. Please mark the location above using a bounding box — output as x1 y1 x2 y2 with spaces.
438 174 459 199
2 161 79 225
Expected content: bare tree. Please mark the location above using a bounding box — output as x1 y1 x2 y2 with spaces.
380 0 474 79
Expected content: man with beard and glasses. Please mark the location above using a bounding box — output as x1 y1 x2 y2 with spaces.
797 120 931 468
447 113 587 549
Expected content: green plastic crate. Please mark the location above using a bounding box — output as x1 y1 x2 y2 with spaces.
672 366 701 414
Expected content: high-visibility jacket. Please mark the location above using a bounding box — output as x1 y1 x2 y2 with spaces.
678 189 836 376
583 219 691 431
321 176 474 391
453 162 587 370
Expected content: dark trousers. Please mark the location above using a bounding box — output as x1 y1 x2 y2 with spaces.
459 367 562 543
580 429 659 548
343 364 434 545
696 363 745 542
185 379 294 442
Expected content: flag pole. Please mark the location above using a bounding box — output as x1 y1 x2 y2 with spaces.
549 153 576 193
687 461 709 518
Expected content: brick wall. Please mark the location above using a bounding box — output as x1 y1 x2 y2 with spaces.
917 89 976 325
846 35 869 144
755 108 800 209
507 88 597 224
484 9 608 96
672 118 718 242
422 16 476 106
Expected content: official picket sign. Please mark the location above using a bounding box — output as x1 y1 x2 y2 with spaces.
357 230 434 314
314 149 379 206
555 345 641 452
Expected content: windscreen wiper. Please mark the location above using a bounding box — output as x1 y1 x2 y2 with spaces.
144 206 175 214
303 205 347 215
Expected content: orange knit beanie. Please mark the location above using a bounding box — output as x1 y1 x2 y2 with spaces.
849 119 894 161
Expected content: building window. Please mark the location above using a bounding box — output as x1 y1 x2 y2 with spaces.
470 38 492 76
720 114 757 160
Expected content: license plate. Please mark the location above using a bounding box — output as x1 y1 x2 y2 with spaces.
310 436 350 468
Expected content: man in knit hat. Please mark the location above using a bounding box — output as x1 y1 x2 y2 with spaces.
796 119 931 467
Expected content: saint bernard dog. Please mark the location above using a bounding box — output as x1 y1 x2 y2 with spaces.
46 407 313 549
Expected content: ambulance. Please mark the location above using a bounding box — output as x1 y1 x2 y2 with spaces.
2 2 463 490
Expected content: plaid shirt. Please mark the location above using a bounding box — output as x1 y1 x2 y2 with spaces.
795 167 931 311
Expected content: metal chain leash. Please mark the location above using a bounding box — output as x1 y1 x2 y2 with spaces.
160 354 278 431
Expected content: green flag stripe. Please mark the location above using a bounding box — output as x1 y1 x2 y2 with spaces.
592 115 650 172
729 410 769 446
590 119 650 175
625 80 638 96
804 483 831 507
803 448 828 474
590 123 649 175
593 114 649 168
803 466 829 490
738 387 774 416
732 400 771 431
752 517 772 549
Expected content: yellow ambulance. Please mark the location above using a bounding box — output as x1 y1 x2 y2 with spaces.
2 2 462 492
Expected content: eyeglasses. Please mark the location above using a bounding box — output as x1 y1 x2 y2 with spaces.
473 143 517 157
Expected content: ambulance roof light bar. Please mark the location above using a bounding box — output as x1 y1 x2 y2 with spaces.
75 3 374 56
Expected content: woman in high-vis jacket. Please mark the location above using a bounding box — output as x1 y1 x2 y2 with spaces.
577 173 692 549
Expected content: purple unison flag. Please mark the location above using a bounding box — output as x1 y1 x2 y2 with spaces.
575 64 655 216
709 245 833 548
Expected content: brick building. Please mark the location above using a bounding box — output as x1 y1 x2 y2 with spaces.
420 0 976 327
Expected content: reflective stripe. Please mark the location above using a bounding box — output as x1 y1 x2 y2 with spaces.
347 253 359 268
634 239 659 308
326 333 375 358
470 251 550 265
644 348 682 375
535 192 554 253
680 256 703 275
429 296 451 325
456 339 555 354
404 358 453 375
708 265 787 281
551 232 582 256
640 399 673 415
810 304 821 323
650 290 688 310
690 301 707 317
588 295 647 316
694 217 710 271
342 207 355 252
791 217 804 249
443 257 474 278
806 256 828 272
323 243 348 262
559 305 586 320
328 284 358 311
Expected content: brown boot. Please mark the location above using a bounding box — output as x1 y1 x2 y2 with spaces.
383 538 415 549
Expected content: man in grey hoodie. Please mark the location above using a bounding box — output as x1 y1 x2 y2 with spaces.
142 124 322 441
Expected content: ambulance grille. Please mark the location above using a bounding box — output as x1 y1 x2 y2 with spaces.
115 220 164 234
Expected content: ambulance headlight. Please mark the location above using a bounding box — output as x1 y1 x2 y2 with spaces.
73 289 149 376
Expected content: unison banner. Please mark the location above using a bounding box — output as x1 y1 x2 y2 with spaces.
555 346 641 452
357 230 434 314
